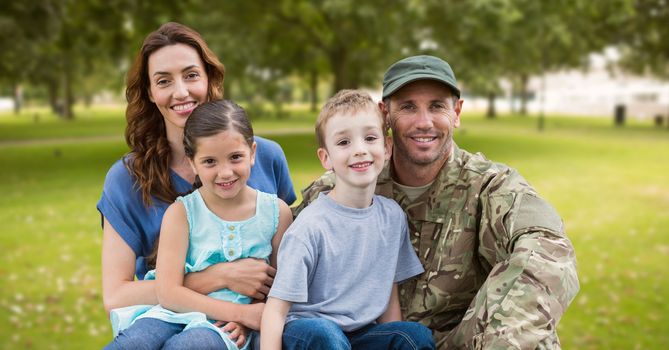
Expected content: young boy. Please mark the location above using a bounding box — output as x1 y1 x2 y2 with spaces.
260 90 435 350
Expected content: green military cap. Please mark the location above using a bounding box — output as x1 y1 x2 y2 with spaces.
382 55 461 99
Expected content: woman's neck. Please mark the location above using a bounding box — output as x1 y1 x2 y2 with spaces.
167 126 195 183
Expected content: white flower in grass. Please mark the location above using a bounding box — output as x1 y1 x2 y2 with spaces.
35 304 45 313
9 305 23 314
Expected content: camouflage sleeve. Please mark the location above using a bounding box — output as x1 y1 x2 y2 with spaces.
291 170 336 218
445 190 579 349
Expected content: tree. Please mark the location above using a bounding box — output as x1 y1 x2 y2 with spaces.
422 0 631 119
617 0 669 77
0 1 59 114
195 0 419 112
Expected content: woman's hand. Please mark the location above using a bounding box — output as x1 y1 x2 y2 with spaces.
221 258 276 299
183 258 275 299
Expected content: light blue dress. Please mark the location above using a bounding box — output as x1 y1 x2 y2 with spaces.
110 189 279 350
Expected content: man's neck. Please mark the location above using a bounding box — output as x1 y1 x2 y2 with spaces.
392 149 452 187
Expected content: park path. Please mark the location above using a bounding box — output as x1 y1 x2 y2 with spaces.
0 127 313 149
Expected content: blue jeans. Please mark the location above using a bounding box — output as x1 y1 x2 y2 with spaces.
282 319 435 350
103 318 229 350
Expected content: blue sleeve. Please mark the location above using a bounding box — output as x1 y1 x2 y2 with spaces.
96 159 166 279
97 159 144 257
252 136 297 205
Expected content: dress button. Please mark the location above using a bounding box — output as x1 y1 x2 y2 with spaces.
228 225 235 230
228 249 235 256
228 234 235 240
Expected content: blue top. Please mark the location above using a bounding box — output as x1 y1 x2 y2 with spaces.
268 193 424 332
109 189 279 350
97 136 295 279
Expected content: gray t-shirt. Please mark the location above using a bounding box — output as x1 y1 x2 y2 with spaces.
269 193 424 332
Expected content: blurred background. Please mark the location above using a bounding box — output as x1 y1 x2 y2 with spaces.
1 0 668 349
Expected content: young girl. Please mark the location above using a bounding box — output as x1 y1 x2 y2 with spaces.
105 100 293 350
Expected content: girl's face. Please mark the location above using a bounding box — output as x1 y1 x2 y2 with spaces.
189 129 256 202
147 43 209 135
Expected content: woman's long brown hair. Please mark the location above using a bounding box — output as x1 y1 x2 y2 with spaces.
124 22 225 206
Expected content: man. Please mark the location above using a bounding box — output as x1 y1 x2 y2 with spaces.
296 55 579 349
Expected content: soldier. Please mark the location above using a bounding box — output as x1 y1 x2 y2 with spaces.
296 55 579 349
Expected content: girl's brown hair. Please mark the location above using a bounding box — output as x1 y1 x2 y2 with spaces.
184 100 255 189
124 22 225 206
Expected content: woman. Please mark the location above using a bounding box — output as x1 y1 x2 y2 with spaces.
97 22 295 346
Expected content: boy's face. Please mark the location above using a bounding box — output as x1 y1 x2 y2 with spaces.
317 108 391 191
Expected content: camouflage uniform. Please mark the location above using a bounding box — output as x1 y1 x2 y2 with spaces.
295 144 579 349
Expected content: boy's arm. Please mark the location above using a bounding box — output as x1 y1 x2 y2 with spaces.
377 283 402 323
261 297 292 350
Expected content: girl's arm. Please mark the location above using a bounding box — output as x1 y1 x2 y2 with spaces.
156 202 263 329
377 283 402 323
271 200 293 268
260 297 292 350
101 216 272 312
101 217 157 313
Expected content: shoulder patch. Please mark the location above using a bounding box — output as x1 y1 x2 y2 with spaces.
513 194 563 234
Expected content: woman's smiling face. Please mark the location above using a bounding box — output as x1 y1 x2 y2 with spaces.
147 43 209 133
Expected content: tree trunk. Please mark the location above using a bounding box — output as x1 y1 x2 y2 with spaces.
519 73 529 115
486 92 496 118
47 80 61 116
510 79 517 114
330 49 350 93
310 68 318 112
62 62 75 120
12 83 22 115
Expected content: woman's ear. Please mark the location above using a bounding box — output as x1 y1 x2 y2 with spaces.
317 147 332 171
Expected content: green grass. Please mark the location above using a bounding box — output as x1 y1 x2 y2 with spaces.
1 106 668 349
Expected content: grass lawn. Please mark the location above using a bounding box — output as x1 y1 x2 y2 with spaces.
1 106 668 349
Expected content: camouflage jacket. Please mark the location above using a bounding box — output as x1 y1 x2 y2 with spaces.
295 144 579 349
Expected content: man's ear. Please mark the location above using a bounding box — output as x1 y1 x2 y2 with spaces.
453 98 464 128
317 147 332 171
384 135 392 161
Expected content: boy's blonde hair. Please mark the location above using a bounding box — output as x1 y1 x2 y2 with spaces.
315 89 386 148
